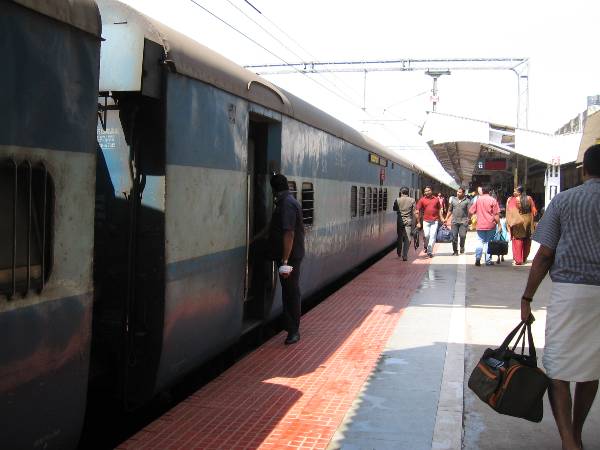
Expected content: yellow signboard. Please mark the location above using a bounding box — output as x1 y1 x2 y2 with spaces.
369 153 380 165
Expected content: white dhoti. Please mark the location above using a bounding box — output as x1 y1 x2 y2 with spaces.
543 282 600 382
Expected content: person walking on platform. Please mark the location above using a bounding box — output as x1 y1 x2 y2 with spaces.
468 185 500 266
446 187 469 255
437 192 447 217
520 144 600 450
506 185 537 265
496 209 509 264
415 186 443 258
393 187 415 261
268 174 305 345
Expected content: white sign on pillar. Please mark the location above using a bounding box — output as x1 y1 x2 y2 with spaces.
545 163 560 207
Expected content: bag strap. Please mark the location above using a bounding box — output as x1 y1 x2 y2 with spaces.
505 322 538 359
526 322 537 359
500 321 526 350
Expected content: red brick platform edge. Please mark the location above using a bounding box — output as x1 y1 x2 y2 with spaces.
118 250 431 450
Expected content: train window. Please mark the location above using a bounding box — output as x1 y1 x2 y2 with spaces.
350 186 357 218
372 188 378 213
366 187 372 214
383 189 388 211
0 160 54 299
359 187 365 216
288 181 297 199
378 188 383 211
301 182 314 226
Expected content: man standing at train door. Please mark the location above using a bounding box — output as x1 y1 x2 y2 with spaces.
268 174 305 345
393 187 415 261
415 186 444 258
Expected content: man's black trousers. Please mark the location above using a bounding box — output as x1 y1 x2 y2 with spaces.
280 259 302 335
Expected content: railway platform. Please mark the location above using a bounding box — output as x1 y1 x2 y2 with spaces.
118 232 600 450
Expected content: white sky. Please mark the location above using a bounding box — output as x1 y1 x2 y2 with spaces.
118 0 599 184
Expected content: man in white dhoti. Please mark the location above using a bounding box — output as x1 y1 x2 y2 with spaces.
521 144 600 450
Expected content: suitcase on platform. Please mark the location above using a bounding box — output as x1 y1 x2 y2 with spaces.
436 224 453 243
487 231 508 256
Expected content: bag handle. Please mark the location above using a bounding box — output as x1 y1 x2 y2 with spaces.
499 321 526 350
503 321 538 360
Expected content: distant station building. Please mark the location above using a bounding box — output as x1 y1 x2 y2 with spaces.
421 105 599 209
556 95 600 186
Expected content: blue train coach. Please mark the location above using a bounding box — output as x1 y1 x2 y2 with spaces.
0 0 102 448
1 0 453 448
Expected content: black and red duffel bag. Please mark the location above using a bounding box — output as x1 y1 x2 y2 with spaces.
468 320 549 422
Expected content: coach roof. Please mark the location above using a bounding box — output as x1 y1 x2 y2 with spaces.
10 0 101 37
98 0 451 181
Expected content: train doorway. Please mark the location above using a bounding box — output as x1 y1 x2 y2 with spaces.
244 114 281 326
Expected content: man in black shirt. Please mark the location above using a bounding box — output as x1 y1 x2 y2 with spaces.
393 187 415 261
268 174 305 345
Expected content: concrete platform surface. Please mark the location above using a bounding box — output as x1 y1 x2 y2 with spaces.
330 232 600 450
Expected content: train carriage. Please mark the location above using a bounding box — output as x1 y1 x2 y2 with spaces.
1 0 453 447
93 0 453 412
0 1 102 448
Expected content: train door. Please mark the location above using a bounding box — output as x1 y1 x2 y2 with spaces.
93 92 166 409
243 114 281 325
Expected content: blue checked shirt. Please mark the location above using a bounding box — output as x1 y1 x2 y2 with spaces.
533 178 600 286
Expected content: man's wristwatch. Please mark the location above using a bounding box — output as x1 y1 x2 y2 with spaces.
521 296 533 302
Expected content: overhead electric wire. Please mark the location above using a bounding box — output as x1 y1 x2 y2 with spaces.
383 90 429 112
187 0 428 152
186 0 368 110
223 0 362 104
237 0 366 106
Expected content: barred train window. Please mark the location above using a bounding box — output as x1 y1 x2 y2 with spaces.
0 160 54 299
288 181 297 199
359 187 365 216
383 189 388 211
301 182 314 226
366 187 372 214
350 186 357 218
371 188 377 214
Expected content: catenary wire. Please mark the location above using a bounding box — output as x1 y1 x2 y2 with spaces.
240 0 362 100
187 0 370 110
224 0 362 105
187 0 429 145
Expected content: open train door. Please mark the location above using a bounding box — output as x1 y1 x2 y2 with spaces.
243 111 281 329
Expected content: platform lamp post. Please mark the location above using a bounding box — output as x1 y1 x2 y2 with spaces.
426 70 451 112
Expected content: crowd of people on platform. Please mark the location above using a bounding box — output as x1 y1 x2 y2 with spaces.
393 181 541 267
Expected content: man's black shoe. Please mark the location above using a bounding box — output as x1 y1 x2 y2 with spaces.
460 248 465 254
402 256 408 261
285 333 300 345
475 260 481 266
452 251 458 256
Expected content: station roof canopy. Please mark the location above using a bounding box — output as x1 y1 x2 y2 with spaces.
422 112 582 186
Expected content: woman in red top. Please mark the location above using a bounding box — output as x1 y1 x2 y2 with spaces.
506 186 537 265
437 192 447 217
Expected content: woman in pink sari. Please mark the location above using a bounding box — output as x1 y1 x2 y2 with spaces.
506 186 537 265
